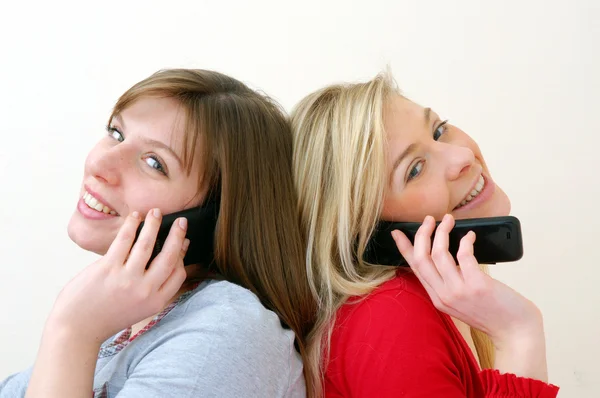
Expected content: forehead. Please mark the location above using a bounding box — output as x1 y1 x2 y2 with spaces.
116 96 187 151
383 95 428 143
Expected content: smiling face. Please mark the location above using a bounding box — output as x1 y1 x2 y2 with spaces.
67 96 205 255
381 95 511 222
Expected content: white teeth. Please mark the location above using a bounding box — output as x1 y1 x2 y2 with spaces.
475 176 484 191
82 190 117 215
455 175 486 209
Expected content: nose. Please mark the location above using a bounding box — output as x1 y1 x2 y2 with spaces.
440 143 475 181
85 145 125 186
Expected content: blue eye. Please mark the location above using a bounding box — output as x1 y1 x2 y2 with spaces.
107 126 124 142
433 121 448 141
145 156 167 175
407 160 424 181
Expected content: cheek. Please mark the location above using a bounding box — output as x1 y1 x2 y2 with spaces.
124 185 200 217
382 184 450 222
125 191 162 217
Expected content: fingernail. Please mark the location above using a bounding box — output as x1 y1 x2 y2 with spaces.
132 211 140 219
152 208 161 218
178 217 188 230
182 238 190 252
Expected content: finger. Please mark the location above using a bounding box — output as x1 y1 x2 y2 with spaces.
105 211 142 264
431 214 463 286
126 209 162 272
410 216 444 290
391 229 415 265
411 267 446 309
456 231 481 280
182 238 191 259
146 217 188 286
414 216 435 258
158 262 187 299
393 229 445 308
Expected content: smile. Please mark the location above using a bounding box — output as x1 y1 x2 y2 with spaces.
454 175 485 210
82 190 118 215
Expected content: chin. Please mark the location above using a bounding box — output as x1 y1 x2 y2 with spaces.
491 185 512 216
67 211 112 255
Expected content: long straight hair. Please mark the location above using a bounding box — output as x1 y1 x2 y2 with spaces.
291 71 494 396
109 69 319 395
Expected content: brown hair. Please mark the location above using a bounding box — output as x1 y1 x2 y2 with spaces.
109 69 318 394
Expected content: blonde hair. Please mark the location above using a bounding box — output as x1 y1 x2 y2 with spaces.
291 70 494 396
110 69 319 395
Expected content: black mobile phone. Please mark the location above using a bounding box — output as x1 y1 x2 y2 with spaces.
363 216 523 266
134 198 219 269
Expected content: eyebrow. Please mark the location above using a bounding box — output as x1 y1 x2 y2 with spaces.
113 114 183 169
424 107 432 125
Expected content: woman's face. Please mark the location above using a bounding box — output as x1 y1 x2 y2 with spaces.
381 95 511 222
67 96 205 255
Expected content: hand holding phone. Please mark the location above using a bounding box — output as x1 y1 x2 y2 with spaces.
364 215 523 266
388 214 547 383
134 198 219 269
48 209 190 344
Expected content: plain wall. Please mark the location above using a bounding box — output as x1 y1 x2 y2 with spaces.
0 0 597 396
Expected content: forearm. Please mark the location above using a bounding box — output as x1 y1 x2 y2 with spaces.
25 322 101 398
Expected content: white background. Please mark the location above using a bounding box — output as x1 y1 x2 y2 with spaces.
0 0 597 396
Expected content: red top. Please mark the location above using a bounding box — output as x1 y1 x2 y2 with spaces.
324 271 560 397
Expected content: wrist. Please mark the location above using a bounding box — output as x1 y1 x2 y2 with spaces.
491 305 544 347
44 313 104 348
493 321 548 382
26 317 101 398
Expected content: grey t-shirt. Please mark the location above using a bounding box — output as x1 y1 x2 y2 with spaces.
0 280 306 397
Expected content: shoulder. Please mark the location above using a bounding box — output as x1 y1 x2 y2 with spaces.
124 280 304 397
178 280 288 335
335 270 441 331
330 270 459 367
163 280 298 364
0 367 32 397
325 272 465 396
119 280 299 363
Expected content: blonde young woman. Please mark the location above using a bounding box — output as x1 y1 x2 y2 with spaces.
292 71 560 397
0 69 318 397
